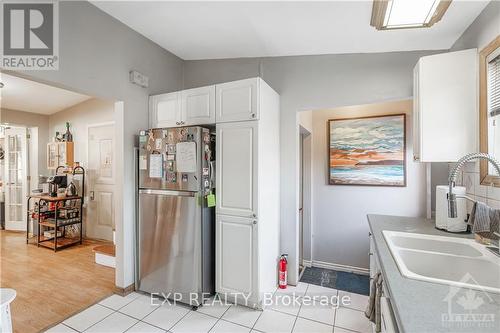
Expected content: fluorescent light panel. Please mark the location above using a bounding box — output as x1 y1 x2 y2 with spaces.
384 0 441 28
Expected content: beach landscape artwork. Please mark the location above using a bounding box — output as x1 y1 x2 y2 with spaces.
328 114 406 186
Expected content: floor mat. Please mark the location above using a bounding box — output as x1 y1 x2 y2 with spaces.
300 267 370 295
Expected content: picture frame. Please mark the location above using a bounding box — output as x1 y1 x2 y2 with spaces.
328 114 406 187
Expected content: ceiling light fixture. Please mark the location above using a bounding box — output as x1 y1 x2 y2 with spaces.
371 0 452 30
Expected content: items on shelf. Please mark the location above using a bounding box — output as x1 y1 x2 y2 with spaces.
26 165 86 252
63 122 73 142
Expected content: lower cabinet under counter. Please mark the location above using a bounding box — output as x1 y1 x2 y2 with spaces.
369 232 400 333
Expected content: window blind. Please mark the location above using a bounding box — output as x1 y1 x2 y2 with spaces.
488 52 500 118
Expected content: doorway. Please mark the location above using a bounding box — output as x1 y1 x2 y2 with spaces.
3 126 28 231
0 73 117 332
299 125 312 277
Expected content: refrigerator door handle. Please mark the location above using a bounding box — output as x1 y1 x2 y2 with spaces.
209 161 215 189
139 189 196 197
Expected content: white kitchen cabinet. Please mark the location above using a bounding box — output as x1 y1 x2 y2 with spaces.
149 85 215 128
181 85 216 126
369 232 400 333
413 48 478 162
216 121 258 218
216 78 259 123
149 92 180 128
216 77 280 308
381 297 399 333
216 214 258 297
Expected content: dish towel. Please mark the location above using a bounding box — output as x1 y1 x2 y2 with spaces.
469 201 500 238
365 272 382 333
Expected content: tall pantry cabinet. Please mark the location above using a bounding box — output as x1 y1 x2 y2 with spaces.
215 78 280 308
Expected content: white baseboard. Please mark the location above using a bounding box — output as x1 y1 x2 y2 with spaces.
308 260 369 276
95 252 116 268
302 260 312 268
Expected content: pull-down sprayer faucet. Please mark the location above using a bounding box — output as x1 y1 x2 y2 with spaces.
447 153 500 218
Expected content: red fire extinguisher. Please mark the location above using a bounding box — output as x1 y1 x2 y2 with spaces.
278 254 288 289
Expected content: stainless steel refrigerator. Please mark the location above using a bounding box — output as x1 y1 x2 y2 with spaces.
137 126 215 307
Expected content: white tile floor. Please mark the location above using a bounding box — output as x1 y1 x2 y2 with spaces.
45 283 371 333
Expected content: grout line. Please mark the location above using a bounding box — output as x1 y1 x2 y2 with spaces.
61 323 80 333
165 305 193 331
76 306 119 332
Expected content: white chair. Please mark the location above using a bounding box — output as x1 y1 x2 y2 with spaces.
0 289 16 333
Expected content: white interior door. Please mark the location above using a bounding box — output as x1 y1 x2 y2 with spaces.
4 127 28 231
87 123 115 241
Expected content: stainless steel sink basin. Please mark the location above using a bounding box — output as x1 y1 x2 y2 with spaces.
383 231 500 293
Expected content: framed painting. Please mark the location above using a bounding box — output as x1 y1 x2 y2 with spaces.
328 114 406 186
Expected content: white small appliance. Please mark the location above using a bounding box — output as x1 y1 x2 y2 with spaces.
435 185 468 232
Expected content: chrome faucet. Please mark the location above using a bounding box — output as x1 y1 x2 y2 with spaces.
447 153 500 218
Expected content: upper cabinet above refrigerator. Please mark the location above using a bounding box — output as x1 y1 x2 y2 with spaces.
149 77 263 128
413 48 478 162
149 86 215 128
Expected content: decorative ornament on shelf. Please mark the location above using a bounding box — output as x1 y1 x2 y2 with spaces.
63 122 73 142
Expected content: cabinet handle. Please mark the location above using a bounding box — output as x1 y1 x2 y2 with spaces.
369 252 373 256
251 113 256 118
253 220 257 225
176 122 180 125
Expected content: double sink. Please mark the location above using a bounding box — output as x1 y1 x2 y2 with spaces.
383 231 500 293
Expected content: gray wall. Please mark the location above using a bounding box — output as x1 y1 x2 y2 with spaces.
184 50 437 282
7 1 184 288
310 100 426 270
451 0 500 51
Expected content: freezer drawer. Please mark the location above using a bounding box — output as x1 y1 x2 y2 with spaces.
137 190 202 304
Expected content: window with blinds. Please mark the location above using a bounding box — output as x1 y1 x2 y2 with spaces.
487 46 500 173
488 49 500 119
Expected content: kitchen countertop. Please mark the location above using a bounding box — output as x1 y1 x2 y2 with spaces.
367 214 500 333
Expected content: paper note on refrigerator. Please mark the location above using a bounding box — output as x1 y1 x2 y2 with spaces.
149 154 163 178
139 155 147 170
176 142 197 173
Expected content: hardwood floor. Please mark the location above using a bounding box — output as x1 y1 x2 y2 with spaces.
0 231 115 333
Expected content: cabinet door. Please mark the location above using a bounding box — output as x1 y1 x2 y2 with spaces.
417 49 478 162
216 78 259 123
412 64 421 162
216 214 258 296
216 122 258 218
150 92 180 128
58 142 67 166
47 143 58 169
181 85 215 126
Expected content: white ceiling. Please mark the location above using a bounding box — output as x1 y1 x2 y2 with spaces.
93 0 490 60
0 73 91 115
